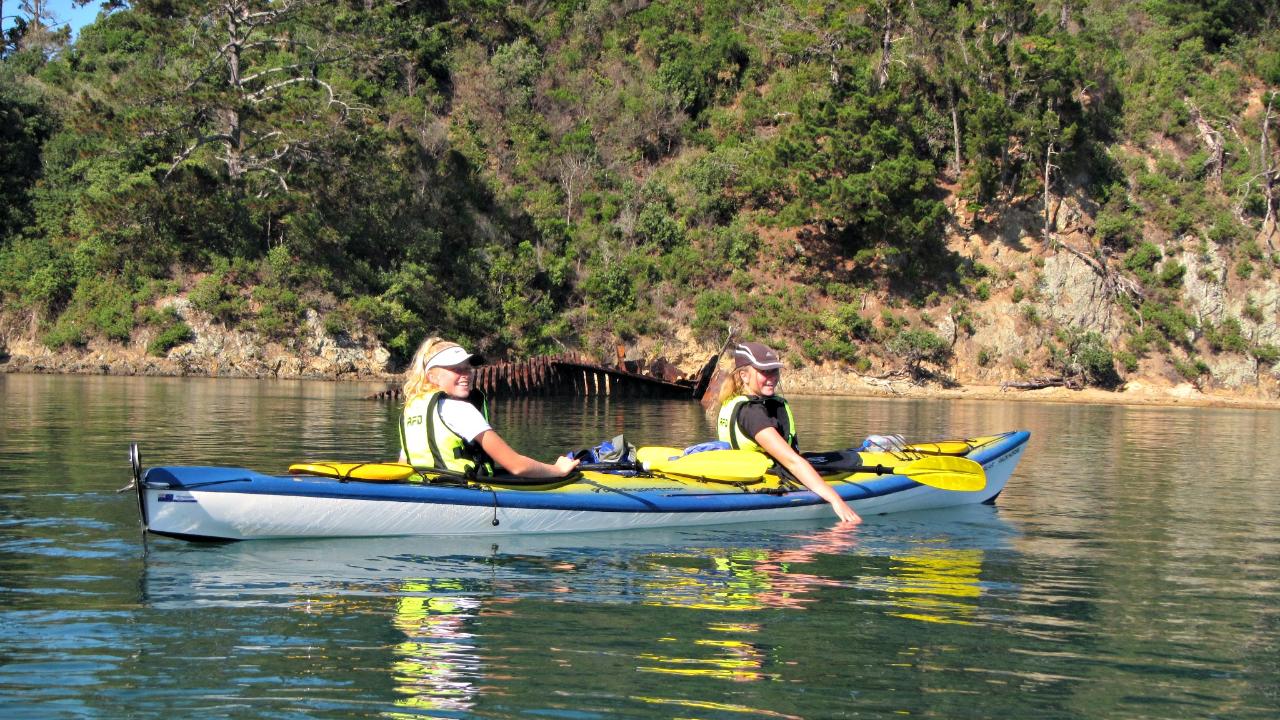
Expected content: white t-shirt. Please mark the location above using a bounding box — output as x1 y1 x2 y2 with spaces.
437 396 493 442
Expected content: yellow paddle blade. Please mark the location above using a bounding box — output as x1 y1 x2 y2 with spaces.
636 446 683 468
289 461 416 482
896 456 986 492
647 449 772 482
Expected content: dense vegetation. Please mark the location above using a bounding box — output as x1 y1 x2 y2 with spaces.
1 1 1278 385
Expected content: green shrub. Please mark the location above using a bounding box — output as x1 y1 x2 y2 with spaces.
692 289 738 340
1140 301 1196 346
1127 326 1168 357
42 317 86 349
1204 317 1248 354
713 222 759 269
886 328 951 372
582 264 636 315
1172 356 1210 381
190 270 247 324
1252 344 1280 365
833 304 873 341
263 244 305 286
1021 303 1042 327
747 310 773 335
1208 212 1248 246
976 347 996 367
253 285 303 340
1095 203 1140 250
657 245 703 286
147 319 194 356
349 295 423 361
801 338 823 362
879 310 908 332
636 202 685 250
1235 259 1254 279
77 277 137 342
1124 242 1162 284
1076 333 1120 387
1115 350 1139 373
1011 286 1025 303
1158 261 1185 288
323 305 354 337
1243 298 1264 323
818 337 860 363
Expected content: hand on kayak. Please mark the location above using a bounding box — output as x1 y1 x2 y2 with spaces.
554 454 581 476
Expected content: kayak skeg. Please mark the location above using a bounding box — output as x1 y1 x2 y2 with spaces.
131 431 1029 541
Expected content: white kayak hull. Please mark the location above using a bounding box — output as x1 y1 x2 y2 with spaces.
136 431 1028 541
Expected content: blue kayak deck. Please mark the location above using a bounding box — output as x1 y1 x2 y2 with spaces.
144 431 1029 514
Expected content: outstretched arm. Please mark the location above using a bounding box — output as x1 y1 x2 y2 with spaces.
477 430 580 478
754 427 862 524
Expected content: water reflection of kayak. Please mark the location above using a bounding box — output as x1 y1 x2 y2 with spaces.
140 506 1017 636
130 431 1029 541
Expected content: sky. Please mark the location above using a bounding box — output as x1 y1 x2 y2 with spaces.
3 0 104 41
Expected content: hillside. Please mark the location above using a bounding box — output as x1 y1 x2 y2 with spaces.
2 1 1279 404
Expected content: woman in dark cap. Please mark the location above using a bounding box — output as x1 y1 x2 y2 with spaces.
716 341 861 523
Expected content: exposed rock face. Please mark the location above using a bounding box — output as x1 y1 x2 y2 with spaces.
1180 244 1228 325
1 301 396 380
1040 252 1123 337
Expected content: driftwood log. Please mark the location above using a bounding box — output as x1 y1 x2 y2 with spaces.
1000 375 1084 391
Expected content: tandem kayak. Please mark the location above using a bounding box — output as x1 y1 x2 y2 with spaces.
130 431 1029 541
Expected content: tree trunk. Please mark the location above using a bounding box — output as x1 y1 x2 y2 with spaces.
1185 97 1224 181
1043 140 1056 245
224 2 245 181
1263 92 1277 252
949 86 962 178
875 25 893 91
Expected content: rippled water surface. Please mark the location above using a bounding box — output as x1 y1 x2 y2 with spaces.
2 373 1278 718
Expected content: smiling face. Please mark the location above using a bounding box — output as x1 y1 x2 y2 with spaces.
740 365 781 397
428 363 474 399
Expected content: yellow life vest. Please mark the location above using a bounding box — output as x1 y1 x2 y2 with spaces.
400 390 493 475
717 395 797 452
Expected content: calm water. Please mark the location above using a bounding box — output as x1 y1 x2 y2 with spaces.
1 373 1278 719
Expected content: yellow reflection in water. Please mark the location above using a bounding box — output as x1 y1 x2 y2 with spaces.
878 548 984 625
637 623 772 682
640 526 860 612
632 695 804 719
381 578 483 718
630 527 862 719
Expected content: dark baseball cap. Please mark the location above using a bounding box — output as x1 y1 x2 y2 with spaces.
733 341 784 370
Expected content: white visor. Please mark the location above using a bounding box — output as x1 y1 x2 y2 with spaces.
424 344 479 370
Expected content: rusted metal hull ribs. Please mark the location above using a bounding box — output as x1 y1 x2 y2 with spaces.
371 353 719 401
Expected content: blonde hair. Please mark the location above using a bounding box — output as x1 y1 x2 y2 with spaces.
402 336 453 402
716 365 751 407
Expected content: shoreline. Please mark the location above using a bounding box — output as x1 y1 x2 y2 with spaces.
781 369 1280 410
785 380 1280 411
5 363 1279 411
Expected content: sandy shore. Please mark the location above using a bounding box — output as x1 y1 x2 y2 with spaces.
782 374 1280 410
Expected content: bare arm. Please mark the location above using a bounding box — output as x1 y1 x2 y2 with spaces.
754 427 862 524
477 430 580 478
